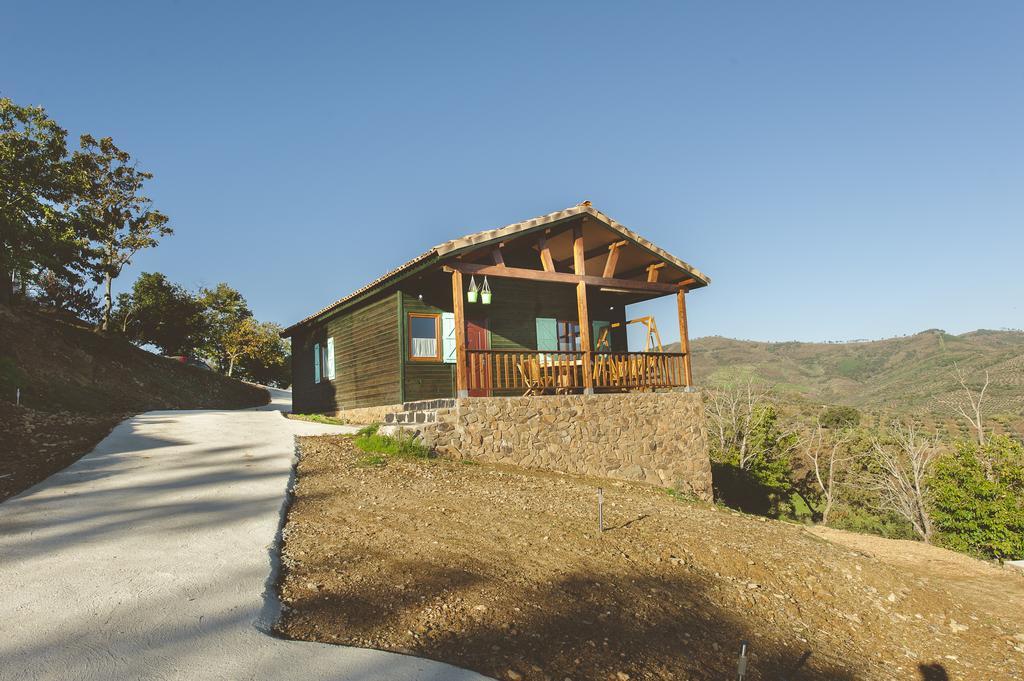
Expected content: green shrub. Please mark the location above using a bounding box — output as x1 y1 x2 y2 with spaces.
820 405 861 429
354 423 433 460
930 435 1024 560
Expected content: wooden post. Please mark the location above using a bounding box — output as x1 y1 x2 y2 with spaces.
677 288 693 388
452 269 468 397
537 235 555 272
574 223 594 393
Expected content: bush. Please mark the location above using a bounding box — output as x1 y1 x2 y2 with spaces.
820 405 861 429
930 435 1024 560
354 423 433 460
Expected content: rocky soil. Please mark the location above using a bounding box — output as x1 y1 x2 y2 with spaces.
0 403 123 501
275 435 1024 681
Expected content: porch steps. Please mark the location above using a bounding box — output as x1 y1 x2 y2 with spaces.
384 398 456 425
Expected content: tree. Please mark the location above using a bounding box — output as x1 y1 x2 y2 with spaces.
804 419 855 524
819 405 861 430
937 365 990 445
197 283 251 371
863 421 941 543
0 98 82 304
236 325 290 387
27 268 100 322
72 135 171 331
123 272 204 355
704 378 772 469
930 435 1024 560
221 317 282 377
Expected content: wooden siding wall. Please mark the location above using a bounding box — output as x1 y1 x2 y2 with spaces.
291 292 401 413
401 289 455 402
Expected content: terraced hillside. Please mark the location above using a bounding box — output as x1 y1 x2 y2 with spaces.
669 329 1024 435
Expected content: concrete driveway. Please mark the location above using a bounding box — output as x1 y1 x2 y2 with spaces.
0 388 490 681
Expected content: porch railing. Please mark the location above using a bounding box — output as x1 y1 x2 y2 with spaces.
465 349 688 394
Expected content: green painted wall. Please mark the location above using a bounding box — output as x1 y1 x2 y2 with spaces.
291 292 401 413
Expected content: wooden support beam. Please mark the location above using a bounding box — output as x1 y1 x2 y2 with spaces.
647 262 666 283
573 223 594 392
492 246 505 267
677 289 693 387
537 236 555 272
451 269 468 396
602 241 625 278
572 223 586 276
443 262 681 294
555 239 627 271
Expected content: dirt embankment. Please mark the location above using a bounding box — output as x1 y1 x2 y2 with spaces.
276 436 1024 681
0 305 268 500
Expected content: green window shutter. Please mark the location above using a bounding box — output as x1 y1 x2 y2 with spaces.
326 337 336 380
535 317 558 351
441 313 456 364
592 321 611 351
313 342 321 384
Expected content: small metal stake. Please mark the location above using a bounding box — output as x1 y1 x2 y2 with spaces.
597 487 604 534
15 387 20 407
737 640 749 680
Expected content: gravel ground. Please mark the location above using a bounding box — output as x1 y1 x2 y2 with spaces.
276 435 1024 681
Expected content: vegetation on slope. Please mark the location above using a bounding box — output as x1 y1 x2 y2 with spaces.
677 328 1024 413
0 306 268 500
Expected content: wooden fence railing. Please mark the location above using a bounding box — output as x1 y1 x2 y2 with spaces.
465 350 688 394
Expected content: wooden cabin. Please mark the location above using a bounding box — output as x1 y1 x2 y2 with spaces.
281 202 710 415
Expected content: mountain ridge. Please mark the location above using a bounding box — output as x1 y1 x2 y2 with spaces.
667 328 1024 420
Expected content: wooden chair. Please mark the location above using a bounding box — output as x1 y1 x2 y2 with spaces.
517 360 542 396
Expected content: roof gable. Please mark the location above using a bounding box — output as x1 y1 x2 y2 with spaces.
282 202 710 336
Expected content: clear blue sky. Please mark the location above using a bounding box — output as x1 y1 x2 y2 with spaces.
4 1 1021 344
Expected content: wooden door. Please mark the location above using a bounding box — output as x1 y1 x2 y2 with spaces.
466 318 490 397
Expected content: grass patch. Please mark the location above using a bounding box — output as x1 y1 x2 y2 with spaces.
288 413 348 426
353 423 433 460
664 487 698 504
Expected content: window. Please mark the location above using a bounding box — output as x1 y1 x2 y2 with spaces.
557 320 580 352
313 338 336 383
408 313 441 361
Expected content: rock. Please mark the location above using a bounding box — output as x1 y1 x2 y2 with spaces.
505 670 522 681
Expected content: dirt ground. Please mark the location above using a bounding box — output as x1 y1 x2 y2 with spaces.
0 403 124 501
276 436 1024 681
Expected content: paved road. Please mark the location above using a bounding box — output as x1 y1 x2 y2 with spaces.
0 389 490 681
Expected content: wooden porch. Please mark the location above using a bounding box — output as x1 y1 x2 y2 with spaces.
444 211 698 397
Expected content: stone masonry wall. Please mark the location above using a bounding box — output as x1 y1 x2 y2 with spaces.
419 392 712 500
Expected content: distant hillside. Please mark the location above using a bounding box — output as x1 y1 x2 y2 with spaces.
669 329 1024 422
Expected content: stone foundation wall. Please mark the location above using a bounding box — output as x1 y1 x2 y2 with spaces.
419 392 712 500
334 403 403 424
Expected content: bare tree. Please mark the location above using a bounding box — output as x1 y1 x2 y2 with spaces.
703 378 771 468
938 365 990 445
864 421 941 543
805 420 855 525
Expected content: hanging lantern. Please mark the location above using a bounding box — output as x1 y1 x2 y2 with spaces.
480 276 492 305
466 276 479 303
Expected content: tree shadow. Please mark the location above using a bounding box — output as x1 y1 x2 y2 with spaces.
278 559 864 680
918 663 949 680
